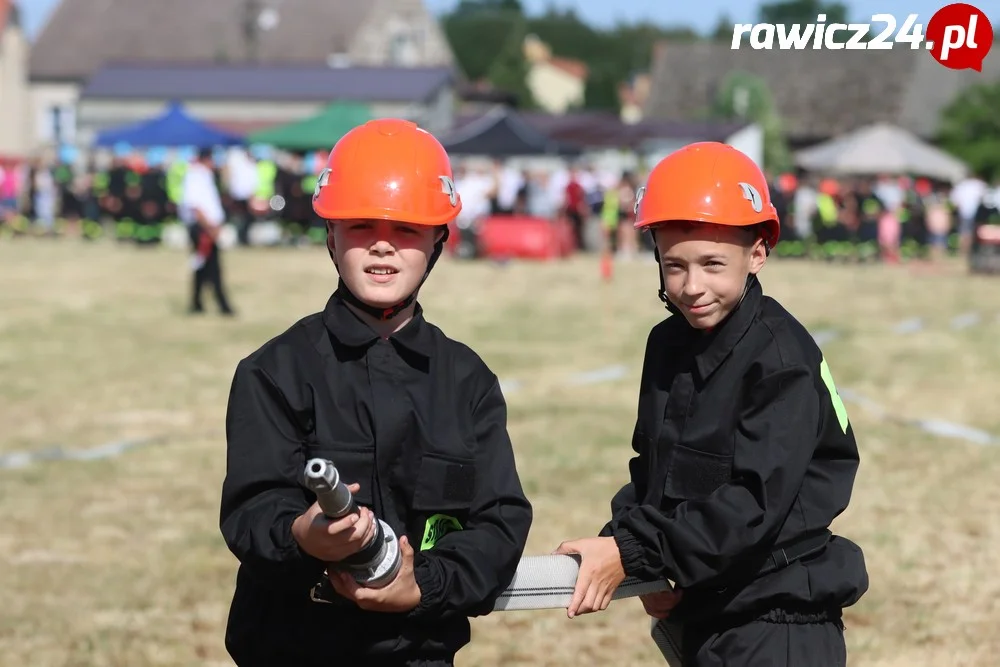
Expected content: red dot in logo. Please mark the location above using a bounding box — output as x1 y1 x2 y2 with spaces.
926 3 994 71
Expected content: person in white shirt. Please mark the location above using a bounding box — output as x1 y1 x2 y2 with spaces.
455 166 492 226
951 175 987 254
224 147 259 246
495 162 525 214
181 147 235 315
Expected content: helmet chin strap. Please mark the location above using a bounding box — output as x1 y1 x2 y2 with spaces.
330 227 450 322
651 242 759 319
651 244 682 317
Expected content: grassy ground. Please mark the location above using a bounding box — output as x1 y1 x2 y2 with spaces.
1 239 998 666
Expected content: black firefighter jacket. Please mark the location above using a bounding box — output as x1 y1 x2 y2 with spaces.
601 277 869 625
220 291 533 665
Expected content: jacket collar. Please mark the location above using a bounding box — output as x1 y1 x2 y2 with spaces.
322 290 435 358
689 275 762 382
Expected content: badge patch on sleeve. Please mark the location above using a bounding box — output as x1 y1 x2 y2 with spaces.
820 357 849 434
421 514 463 551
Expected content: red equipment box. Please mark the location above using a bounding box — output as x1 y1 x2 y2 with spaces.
451 214 575 260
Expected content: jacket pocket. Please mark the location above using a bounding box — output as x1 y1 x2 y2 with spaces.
411 453 476 550
663 444 733 501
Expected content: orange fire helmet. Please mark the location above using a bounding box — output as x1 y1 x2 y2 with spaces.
634 142 780 248
818 178 840 196
312 118 461 225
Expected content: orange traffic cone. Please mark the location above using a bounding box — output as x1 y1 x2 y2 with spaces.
600 251 613 281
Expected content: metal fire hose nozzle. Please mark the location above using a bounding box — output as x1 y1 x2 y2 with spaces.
303 458 402 588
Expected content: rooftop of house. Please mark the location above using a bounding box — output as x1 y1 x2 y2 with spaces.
643 39 1000 141
79 62 455 103
29 0 413 81
542 57 589 80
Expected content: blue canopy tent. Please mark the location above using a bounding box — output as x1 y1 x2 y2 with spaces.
93 101 244 148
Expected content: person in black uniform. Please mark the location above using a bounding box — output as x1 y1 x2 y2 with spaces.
182 148 235 316
219 119 533 667
52 155 80 236
272 152 299 240
137 154 169 245
969 182 1000 273
852 178 885 261
104 154 129 239
283 151 312 242
554 143 868 666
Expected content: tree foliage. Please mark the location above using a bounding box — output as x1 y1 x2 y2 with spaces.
711 14 735 41
757 0 847 24
937 82 1000 182
441 4 522 81
583 64 621 110
757 0 853 43
441 1 692 111
711 71 791 171
485 19 538 109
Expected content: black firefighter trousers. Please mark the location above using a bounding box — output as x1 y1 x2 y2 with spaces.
683 617 847 666
188 224 234 314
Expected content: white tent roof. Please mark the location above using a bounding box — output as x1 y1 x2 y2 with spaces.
795 122 969 182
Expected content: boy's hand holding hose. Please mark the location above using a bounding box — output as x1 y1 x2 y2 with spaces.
291 482 378 563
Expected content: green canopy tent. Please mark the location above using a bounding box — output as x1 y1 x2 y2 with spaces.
248 101 373 151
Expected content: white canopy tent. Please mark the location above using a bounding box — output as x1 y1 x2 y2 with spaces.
795 122 969 183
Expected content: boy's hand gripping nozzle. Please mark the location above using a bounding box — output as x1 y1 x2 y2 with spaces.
303 458 402 589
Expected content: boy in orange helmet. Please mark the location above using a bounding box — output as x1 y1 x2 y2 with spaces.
220 119 532 666
555 143 868 666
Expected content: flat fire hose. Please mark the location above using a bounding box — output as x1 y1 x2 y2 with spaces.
303 460 683 662
492 555 684 666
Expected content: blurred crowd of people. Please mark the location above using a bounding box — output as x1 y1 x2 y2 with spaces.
1 146 998 271
454 160 999 267
774 172 997 265
453 160 646 257
0 146 323 245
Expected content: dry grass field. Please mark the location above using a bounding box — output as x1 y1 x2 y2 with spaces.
1 238 999 666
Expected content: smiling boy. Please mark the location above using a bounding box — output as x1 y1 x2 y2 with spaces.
219 119 532 667
555 143 868 666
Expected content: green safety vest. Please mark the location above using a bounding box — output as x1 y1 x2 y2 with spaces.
166 162 188 204
92 172 109 196
301 173 318 196
601 188 619 226
816 194 838 227
256 160 277 200
861 197 881 216
54 164 74 186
